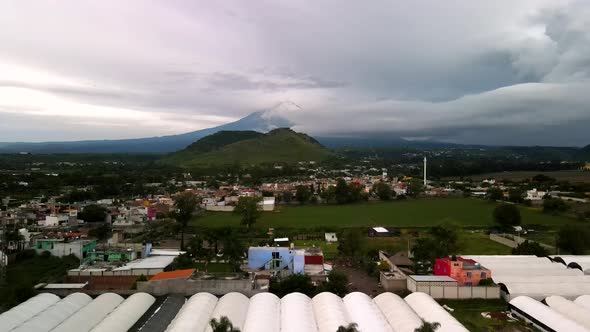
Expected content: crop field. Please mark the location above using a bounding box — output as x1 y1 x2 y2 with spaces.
444 170 590 183
294 232 511 260
193 198 575 229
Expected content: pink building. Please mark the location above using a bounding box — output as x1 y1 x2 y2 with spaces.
434 256 491 286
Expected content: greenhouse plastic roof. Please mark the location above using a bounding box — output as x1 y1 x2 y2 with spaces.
545 295 590 330
52 293 124 332
0 291 468 332
464 255 590 299
12 292 92 332
509 296 590 332
90 293 156 332
0 293 59 332
405 292 469 332
575 295 590 311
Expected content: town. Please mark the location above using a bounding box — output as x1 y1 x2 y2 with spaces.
1 151 590 331
3 1 590 331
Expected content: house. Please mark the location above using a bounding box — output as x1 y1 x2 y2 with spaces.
368 227 391 237
325 232 338 242
247 246 327 281
434 256 491 286
260 197 276 211
526 189 547 201
34 238 97 259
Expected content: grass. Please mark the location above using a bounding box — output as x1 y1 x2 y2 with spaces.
458 232 512 255
437 299 527 331
193 198 575 229
294 231 511 260
195 262 234 273
444 169 590 183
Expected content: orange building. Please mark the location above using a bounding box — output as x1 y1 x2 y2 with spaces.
434 256 491 286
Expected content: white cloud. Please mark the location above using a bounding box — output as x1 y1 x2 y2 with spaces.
0 0 589 145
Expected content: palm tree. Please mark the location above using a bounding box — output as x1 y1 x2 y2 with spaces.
209 316 241 332
336 323 359 332
414 321 441 332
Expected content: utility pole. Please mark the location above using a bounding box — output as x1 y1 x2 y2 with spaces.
423 157 427 188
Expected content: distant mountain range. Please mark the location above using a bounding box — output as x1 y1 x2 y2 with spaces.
0 102 298 154
0 101 588 156
164 128 333 168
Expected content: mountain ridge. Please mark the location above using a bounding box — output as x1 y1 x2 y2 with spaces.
165 128 333 168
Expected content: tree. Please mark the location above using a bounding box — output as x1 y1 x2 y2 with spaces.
543 198 569 214
373 182 393 201
295 185 312 204
486 188 504 201
320 186 336 204
167 253 194 271
412 224 461 272
233 196 262 229
78 204 107 223
349 182 365 202
209 316 241 332
414 321 441 332
335 178 351 204
337 229 366 263
508 189 524 203
337 323 359 332
512 240 549 256
270 274 316 297
172 192 199 250
317 270 348 296
557 225 590 254
532 174 555 183
88 224 111 241
282 190 292 204
493 204 521 229
222 235 245 272
428 224 461 255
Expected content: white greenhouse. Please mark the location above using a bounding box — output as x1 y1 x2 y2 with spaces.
204 292 250 332
242 293 281 332
165 293 217 332
405 292 469 332
374 292 423 332
280 292 319 332
312 292 351 332
52 293 124 332
0 293 60 332
90 293 155 332
11 292 92 332
545 296 590 330
575 295 590 311
343 292 392 332
509 296 590 332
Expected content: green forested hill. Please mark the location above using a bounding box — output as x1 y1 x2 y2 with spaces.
165 128 333 167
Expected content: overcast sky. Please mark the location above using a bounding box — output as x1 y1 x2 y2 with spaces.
1 0 589 146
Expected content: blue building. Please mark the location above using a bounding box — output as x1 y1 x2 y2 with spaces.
248 247 306 274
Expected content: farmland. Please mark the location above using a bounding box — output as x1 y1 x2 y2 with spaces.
444 169 590 183
193 198 575 229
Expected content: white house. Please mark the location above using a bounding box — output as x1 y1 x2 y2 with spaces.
526 189 547 201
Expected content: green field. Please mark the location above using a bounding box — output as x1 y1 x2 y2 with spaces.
294 231 511 260
445 170 590 183
193 198 575 229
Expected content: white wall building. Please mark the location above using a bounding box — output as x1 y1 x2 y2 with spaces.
526 189 547 201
